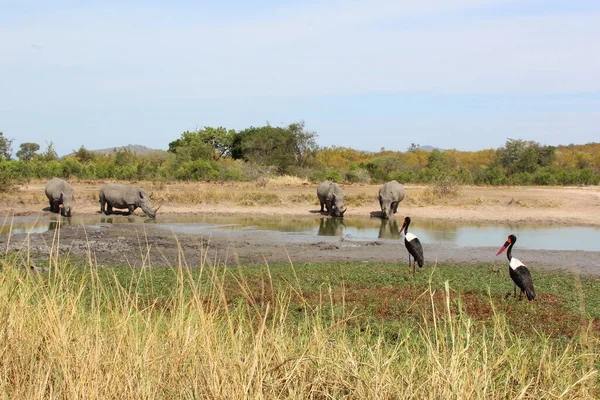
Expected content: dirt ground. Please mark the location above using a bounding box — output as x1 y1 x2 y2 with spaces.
1 181 600 276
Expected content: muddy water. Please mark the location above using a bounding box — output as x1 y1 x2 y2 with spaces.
2 214 600 252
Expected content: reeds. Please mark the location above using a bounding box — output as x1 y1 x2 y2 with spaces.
0 234 597 398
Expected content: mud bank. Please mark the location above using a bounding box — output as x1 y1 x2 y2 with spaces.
3 221 599 277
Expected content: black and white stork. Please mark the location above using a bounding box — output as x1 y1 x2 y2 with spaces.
398 216 424 275
496 234 535 301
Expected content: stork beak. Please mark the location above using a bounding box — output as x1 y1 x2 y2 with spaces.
496 239 510 256
398 223 406 235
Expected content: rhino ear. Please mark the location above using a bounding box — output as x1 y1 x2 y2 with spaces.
59 191 64 201
138 191 144 200
149 192 153 199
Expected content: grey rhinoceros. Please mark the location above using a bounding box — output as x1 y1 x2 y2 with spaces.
317 181 347 217
378 180 405 219
99 183 160 218
45 178 74 217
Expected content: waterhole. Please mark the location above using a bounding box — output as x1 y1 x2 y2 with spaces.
1 214 599 252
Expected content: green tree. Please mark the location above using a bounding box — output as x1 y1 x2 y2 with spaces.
287 121 319 168
113 147 136 167
169 127 235 161
73 145 97 163
407 143 420 153
37 141 59 162
427 149 452 171
497 138 555 175
0 132 14 160
233 122 319 174
16 142 40 162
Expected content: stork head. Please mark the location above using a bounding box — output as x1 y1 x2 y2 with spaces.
496 234 517 256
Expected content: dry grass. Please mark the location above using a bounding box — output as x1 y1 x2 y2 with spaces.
345 192 372 207
265 175 309 187
0 231 597 398
508 197 564 208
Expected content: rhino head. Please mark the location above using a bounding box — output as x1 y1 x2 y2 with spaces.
61 190 73 217
380 200 393 219
331 193 347 218
138 191 161 218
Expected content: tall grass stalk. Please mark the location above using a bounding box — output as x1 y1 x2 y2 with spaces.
0 237 597 398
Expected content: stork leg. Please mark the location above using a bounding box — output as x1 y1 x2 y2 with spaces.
513 284 517 299
408 254 415 279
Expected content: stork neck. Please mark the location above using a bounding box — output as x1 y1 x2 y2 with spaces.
506 242 513 261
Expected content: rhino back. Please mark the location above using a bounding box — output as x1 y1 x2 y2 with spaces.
317 181 333 201
330 183 344 199
45 178 73 199
380 180 405 202
101 183 140 208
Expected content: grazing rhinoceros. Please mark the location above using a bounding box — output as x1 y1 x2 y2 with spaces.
44 178 74 217
317 181 347 217
378 180 405 219
99 183 160 218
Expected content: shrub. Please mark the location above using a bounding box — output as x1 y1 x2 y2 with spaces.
417 168 438 183
511 172 533 186
60 158 83 179
389 171 417 184
345 167 370 183
308 170 327 183
575 168 599 185
175 160 219 181
484 167 507 186
428 175 460 198
533 169 557 186
325 170 344 183
453 167 473 184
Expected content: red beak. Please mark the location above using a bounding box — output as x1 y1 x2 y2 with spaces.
398 223 406 235
496 246 507 256
496 238 511 256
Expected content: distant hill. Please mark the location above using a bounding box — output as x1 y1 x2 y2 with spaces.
417 145 443 152
68 144 168 157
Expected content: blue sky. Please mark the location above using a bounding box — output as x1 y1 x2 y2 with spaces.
1 0 599 156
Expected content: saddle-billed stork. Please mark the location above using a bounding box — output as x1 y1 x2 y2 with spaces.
496 234 535 301
398 216 424 275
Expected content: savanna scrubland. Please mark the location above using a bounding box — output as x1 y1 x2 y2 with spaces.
1 126 600 398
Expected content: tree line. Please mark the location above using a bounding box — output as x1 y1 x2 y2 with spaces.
1 125 599 189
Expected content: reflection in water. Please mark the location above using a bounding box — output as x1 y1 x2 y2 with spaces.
413 219 458 242
378 218 400 239
1 214 599 251
48 216 71 231
100 216 140 224
317 218 345 236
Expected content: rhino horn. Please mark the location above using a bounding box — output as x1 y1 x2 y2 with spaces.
154 204 161 213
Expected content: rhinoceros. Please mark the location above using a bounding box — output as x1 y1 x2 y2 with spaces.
45 178 74 217
99 183 160 218
378 180 405 219
317 181 347 217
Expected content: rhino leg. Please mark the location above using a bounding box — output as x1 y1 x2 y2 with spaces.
319 202 325 212
392 201 399 214
106 204 113 215
325 200 333 216
127 205 136 215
